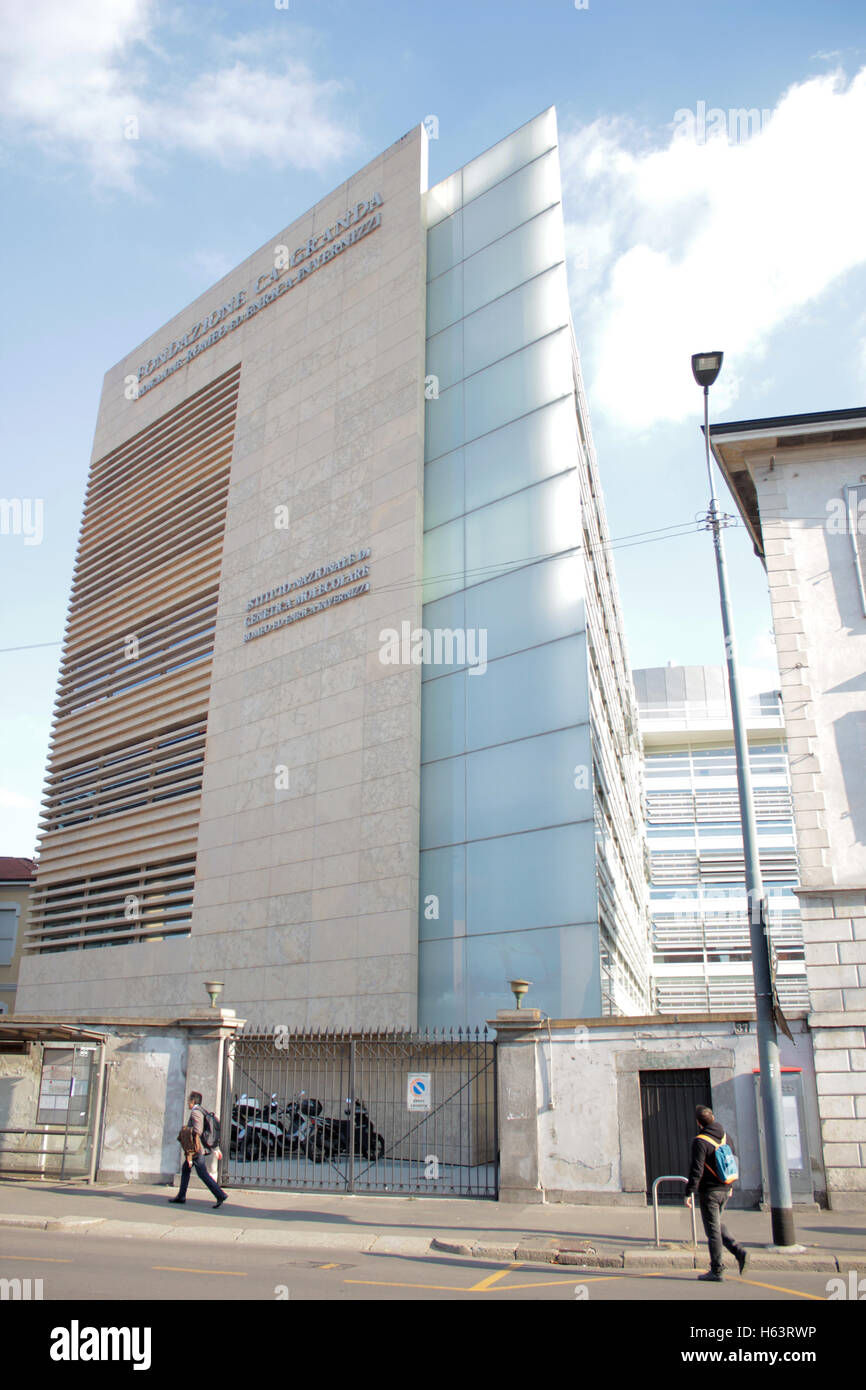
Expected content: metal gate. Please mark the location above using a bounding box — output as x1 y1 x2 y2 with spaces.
220 1028 498 1198
639 1068 712 1202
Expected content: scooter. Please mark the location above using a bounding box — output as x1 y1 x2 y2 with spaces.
309 1098 385 1163
232 1093 292 1160
280 1092 323 1159
229 1094 262 1157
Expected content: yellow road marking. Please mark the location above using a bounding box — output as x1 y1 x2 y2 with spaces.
489 1273 641 1291
0 1254 73 1263
319 1263 340 1269
739 1276 825 1301
346 1271 635 1294
151 1265 248 1277
346 1265 824 1298
468 1262 522 1291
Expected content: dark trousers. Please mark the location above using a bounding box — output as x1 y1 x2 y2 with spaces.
699 1188 743 1273
178 1153 226 1203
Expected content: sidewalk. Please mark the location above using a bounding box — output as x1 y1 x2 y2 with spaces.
2 1178 865 1271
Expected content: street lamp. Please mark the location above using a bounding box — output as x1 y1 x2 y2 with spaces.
204 980 224 1010
692 351 796 1248
508 979 532 1009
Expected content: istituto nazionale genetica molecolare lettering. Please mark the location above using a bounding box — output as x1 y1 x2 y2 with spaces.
243 549 372 643
135 194 384 398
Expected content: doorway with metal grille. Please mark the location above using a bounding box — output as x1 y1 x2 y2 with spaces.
220 1028 498 1198
639 1068 712 1202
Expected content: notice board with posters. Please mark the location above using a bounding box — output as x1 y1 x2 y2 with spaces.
36 1046 96 1126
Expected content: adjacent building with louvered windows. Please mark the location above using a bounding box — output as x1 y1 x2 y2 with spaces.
17 110 650 1027
634 665 808 1015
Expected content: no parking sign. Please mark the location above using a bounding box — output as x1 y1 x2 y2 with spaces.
407 1072 431 1111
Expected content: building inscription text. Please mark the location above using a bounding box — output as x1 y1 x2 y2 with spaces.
136 193 384 398
244 549 372 643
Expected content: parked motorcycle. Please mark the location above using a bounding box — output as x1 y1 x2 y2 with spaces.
229 1093 262 1157
308 1098 385 1163
280 1091 323 1160
232 1093 292 1161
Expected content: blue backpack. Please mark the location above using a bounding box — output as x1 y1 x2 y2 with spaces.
701 1131 738 1184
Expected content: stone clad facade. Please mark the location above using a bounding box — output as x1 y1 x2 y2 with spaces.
18 127 430 1027
712 410 866 1208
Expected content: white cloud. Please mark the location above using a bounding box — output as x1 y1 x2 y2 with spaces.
560 68 866 429
0 0 359 190
151 61 355 172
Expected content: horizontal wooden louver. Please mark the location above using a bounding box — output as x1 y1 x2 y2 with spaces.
28 366 241 953
24 857 197 952
55 591 218 718
39 719 207 832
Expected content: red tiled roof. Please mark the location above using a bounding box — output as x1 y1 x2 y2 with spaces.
0 857 37 882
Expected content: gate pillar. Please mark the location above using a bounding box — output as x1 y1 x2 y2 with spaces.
491 1010 545 1204
176 1010 245 1184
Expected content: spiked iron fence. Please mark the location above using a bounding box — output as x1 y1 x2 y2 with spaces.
219 1026 497 1198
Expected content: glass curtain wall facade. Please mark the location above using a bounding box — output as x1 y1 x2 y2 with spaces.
634 666 808 1013
419 110 650 1027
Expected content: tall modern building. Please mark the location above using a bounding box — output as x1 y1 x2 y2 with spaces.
634 666 808 1014
17 109 649 1028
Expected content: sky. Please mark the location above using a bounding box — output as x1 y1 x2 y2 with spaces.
1 0 865 856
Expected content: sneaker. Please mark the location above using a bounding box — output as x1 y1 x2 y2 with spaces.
736 1248 749 1275
698 1270 724 1282
167 1197 186 1205
212 1195 227 1209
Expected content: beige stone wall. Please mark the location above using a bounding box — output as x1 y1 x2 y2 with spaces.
17 127 429 1025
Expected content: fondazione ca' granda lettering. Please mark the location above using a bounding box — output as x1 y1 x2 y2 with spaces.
136 194 384 397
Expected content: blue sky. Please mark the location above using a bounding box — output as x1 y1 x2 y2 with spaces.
2 0 866 854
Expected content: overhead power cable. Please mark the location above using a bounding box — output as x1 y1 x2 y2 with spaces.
0 516 736 656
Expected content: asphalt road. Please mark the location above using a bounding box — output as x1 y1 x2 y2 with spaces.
0 1227 840 1302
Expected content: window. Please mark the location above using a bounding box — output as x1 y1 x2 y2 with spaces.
844 484 866 617
0 906 19 966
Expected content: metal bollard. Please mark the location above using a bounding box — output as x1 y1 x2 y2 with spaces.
652 1174 698 1249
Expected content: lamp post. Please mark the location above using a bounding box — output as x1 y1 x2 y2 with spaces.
692 351 796 1247
204 980 224 1011
508 979 532 1009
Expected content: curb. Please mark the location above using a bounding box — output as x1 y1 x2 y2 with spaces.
2 1215 865 1270
0 1212 433 1256
430 1236 865 1273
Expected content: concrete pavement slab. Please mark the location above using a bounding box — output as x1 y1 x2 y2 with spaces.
1 1178 865 1272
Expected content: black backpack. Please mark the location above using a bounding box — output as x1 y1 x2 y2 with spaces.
201 1110 221 1152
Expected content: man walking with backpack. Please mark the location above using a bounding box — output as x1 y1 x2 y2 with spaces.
685 1104 748 1282
169 1091 228 1209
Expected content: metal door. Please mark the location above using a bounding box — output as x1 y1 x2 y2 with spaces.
639 1068 712 1202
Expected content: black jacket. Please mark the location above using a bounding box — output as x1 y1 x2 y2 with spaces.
685 1119 736 1196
